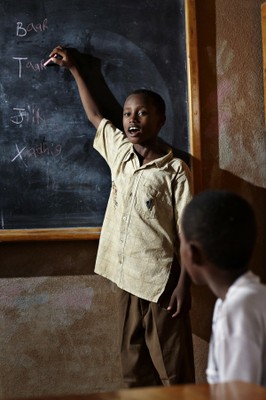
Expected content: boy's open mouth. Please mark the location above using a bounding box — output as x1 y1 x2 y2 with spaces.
128 125 141 136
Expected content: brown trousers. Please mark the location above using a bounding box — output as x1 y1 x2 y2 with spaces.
117 287 195 388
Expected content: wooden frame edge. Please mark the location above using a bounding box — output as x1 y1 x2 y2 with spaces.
185 0 202 194
0 227 101 242
261 3 266 126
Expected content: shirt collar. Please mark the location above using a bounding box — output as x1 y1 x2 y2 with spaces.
224 271 260 301
124 143 174 168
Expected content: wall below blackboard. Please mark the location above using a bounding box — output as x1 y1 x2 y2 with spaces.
0 239 208 397
0 240 123 396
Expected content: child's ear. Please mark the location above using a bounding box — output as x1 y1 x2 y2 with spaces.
158 115 166 128
190 242 204 266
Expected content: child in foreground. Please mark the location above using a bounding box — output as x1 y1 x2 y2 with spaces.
180 190 266 386
47 46 195 387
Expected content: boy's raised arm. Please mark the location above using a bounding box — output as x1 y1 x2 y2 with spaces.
48 46 103 129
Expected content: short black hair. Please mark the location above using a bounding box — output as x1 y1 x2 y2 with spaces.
181 190 257 271
129 89 166 116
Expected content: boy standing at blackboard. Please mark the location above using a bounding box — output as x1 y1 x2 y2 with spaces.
48 46 195 387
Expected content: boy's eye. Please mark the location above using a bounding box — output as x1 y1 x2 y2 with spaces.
138 110 147 117
123 110 148 118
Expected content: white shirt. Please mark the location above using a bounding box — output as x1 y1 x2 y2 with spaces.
207 271 266 386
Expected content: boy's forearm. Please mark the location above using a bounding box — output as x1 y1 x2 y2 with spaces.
174 237 190 289
70 65 103 128
178 263 191 288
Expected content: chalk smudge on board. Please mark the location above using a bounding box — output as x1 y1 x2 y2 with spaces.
1 209 4 229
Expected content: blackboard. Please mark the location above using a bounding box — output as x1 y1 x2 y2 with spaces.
0 0 199 238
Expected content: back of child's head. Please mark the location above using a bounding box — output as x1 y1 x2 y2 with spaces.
130 89 166 116
181 190 257 271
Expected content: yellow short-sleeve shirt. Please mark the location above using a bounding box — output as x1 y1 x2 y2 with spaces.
93 118 192 302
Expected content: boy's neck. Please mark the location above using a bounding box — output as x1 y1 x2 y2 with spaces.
208 266 248 300
134 143 166 165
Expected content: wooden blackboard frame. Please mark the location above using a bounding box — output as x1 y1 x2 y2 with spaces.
0 0 200 242
261 3 266 126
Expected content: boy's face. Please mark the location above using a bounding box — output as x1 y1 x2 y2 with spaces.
122 94 165 146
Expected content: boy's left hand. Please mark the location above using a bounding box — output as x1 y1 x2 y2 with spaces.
167 283 191 318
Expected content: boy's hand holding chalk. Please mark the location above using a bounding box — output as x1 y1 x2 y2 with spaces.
43 53 62 66
45 46 78 71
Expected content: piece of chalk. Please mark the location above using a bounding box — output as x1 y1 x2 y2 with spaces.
43 57 54 66
43 53 62 66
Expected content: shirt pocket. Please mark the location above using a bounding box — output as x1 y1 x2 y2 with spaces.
134 181 171 219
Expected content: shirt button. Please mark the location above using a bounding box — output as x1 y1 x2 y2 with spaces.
123 216 127 221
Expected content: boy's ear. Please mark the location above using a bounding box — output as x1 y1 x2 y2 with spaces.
161 115 166 127
190 242 204 266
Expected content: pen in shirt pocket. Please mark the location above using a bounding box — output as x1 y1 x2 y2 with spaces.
146 199 153 209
